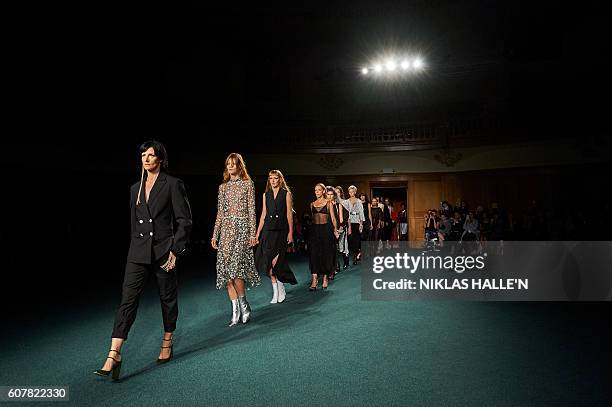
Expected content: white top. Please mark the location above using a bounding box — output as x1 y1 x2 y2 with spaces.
342 198 365 223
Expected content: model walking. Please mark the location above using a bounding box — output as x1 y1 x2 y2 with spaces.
345 185 365 264
211 153 261 326
94 140 193 381
309 184 339 290
255 170 298 304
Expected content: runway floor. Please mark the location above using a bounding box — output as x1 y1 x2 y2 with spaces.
1 255 609 406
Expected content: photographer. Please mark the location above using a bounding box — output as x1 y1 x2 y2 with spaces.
461 211 480 254
448 211 463 242
440 200 452 217
438 213 451 247
424 210 439 241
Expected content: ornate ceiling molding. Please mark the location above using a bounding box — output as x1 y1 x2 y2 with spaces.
434 149 463 167
318 154 344 170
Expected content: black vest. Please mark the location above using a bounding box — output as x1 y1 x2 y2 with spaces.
264 189 289 231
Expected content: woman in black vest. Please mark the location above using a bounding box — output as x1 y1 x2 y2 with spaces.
255 170 297 303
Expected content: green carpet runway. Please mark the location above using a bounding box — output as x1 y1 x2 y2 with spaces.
1 256 609 406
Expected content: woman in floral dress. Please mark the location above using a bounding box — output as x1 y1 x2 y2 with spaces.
211 153 261 326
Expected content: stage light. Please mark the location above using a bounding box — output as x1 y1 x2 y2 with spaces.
360 55 426 77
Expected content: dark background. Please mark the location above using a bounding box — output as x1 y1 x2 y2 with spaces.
3 0 610 323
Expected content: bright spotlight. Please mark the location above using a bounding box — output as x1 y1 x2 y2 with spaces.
361 55 426 78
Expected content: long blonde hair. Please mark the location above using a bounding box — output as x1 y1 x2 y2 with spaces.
222 153 251 183
265 169 291 194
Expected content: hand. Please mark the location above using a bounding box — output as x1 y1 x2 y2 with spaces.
211 238 218 250
249 237 257 247
348 225 352 236
287 233 293 245
161 251 177 272
334 229 339 239
255 233 260 245
359 224 363 233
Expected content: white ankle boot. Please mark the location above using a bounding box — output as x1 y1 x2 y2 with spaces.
277 281 286 303
270 281 279 304
238 295 251 324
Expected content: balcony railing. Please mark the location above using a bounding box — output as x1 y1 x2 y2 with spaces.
252 114 513 153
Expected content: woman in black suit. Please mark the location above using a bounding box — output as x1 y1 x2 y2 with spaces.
94 140 193 381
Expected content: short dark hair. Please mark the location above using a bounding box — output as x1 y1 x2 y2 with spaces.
139 140 168 171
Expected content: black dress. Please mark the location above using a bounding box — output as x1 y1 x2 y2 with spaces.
382 204 392 241
255 189 297 284
309 203 336 276
370 207 383 241
361 201 371 241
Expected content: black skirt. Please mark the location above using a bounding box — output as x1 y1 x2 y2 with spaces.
309 223 336 276
255 229 297 284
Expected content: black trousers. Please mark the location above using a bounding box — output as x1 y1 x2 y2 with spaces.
348 223 361 255
112 254 178 339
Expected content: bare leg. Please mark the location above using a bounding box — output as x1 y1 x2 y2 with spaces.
158 331 173 360
269 253 280 283
233 278 246 297
100 337 124 371
322 274 329 288
310 273 318 289
226 279 238 300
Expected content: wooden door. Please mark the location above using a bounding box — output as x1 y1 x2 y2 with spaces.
409 179 442 240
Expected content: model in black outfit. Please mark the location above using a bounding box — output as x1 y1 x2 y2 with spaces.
370 197 383 242
309 183 339 290
360 193 371 242
94 140 193 381
255 170 297 304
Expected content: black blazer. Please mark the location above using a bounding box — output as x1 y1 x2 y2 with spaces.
127 172 193 264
